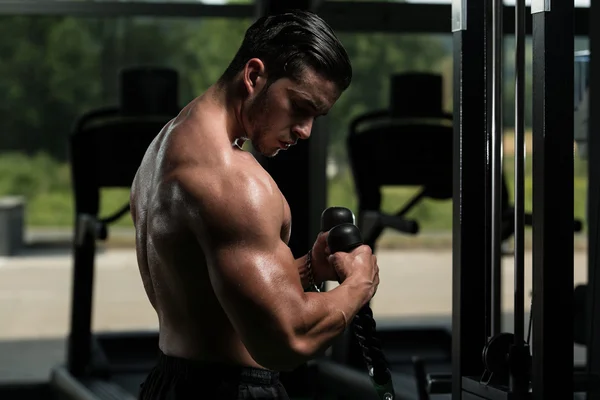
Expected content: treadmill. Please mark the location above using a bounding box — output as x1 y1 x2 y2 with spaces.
51 67 178 400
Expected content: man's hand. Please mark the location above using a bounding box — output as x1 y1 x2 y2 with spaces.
310 232 339 283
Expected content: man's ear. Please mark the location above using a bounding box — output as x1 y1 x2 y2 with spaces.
243 58 267 96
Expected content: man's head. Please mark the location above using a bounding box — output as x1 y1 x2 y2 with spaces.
220 10 352 157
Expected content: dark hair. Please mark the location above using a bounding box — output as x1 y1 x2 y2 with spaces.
220 10 352 92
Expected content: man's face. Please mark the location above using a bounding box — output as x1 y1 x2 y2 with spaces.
242 61 341 157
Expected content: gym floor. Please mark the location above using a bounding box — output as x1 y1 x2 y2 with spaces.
0 231 589 385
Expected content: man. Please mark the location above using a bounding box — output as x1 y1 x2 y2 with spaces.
131 9 380 400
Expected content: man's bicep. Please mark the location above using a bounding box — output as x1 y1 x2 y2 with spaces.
180 171 305 351
209 241 294 302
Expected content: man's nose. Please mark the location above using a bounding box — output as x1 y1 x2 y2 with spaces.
293 119 313 140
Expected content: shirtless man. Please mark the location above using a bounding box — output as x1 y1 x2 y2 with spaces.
131 10 379 399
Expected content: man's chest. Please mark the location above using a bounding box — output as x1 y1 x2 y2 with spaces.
281 198 292 245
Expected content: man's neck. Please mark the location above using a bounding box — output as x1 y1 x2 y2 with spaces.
208 80 248 145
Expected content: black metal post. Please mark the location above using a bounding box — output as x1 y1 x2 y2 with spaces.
509 0 529 395
452 0 489 397
0 3 590 37
490 0 504 338
513 0 526 359
587 1 600 399
531 0 574 399
67 215 97 377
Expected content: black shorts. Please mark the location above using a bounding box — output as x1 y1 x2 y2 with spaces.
138 351 290 400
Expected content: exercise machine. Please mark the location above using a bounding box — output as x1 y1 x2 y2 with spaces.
312 71 550 400
50 67 178 400
573 25 600 400
313 72 453 400
451 0 592 399
346 72 453 375
572 50 591 349
456 0 532 396
314 0 588 397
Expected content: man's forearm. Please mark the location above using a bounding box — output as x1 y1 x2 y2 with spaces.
259 278 369 370
255 259 370 371
291 277 371 360
246 275 370 372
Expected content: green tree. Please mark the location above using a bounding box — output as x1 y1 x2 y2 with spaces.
0 10 449 167
328 33 449 164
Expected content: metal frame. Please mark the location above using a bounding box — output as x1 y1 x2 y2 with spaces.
451 0 489 397
0 1 254 18
511 0 528 394
0 1 590 35
530 0 575 398
489 0 504 339
68 215 97 376
454 0 579 397
588 1 600 399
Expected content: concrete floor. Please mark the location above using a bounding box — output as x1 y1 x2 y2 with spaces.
0 243 590 383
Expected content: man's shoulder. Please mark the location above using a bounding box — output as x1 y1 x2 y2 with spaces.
173 152 282 221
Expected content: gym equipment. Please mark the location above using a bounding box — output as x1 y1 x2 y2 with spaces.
303 206 356 293
50 66 179 400
321 207 395 400
579 21 600 398
410 22 546 391
450 0 600 398
348 72 454 370
574 284 588 346
347 73 451 251
321 206 355 232
528 0 576 396
456 0 534 397
315 65 585 399
327 223 363 253
573 52 594 366
313 74 455 400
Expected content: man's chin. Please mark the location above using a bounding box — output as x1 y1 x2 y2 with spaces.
255 144 281 158
264 149 280 158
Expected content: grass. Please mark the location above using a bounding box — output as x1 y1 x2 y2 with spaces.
0 140 590 242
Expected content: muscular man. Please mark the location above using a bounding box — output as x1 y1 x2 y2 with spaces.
131 10 380 400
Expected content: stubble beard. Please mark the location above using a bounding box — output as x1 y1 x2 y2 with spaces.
247 87 279 158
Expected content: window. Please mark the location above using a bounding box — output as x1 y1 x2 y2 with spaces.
402 0 590 6
0 15 251 338
0 10 589 368
325 32 454 320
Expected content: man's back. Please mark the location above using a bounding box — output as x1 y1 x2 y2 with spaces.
130 97 290 369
